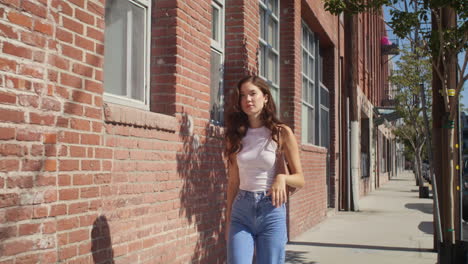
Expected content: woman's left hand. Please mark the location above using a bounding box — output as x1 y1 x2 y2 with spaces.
267 174 287 207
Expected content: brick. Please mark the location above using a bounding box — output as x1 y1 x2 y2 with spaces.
0 144 25 157
21 0 47 18
44 159 57 171
45 144 57 156
85 52 102 67
72 62 94 77
34 21 53 35
3 42 32 59
33 206 48 219
86 26 103 42
6 206 32 221
68 202 88 215
57 217 79 231
0 22 19 39
87 1 104 17
41 97 61 111
81 134 100 145
62 44 83 61
71 118 91 131
75 36 94 52
43 133 57 144
59 244 77 260
59 131 80 144
0 108 24 123
84 80 103 94
0 91 16 104
21 31 46 48
81 160 100 171
0 193 19 208
49 204 67 216
2 240 34 256
62 17 83 34
61 72 82 89
48 54 69 70
7 11 33 29
7 176 33 188
17 130 41 141
19 64 44 78
0 57 17 72
75 9 94 25
80 187 99 198
0 127 15 140
59 160 79 171
5 76 32 90
29 112 55 125
18 94 39 108
72 90 92 104
0 144 23 156
22 159 42 171
56 28 73 44
0 160 19 172
36 175 56 186
59 188 79 201
19 223 40 235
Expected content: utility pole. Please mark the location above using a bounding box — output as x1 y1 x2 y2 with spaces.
344 11 359 211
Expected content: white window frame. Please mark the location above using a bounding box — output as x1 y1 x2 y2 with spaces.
301 22 318 145
259 0 280 106
210 0 225 125
103 0 151 110
211 0 224 51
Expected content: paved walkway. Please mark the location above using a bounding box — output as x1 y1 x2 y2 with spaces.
286 171 437 264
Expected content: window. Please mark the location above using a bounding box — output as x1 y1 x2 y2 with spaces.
301 23 317 144
103 0 151 110
210 0 225 125
301 22 329 147
259 0 280 104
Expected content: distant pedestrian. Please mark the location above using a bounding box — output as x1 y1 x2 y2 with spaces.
224 75 305 264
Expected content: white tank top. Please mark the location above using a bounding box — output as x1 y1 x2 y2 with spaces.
237 126 277 192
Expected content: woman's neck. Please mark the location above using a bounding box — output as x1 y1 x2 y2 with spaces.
248 116 263 128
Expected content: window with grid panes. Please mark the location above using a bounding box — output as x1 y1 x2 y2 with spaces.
301 23 317 144
259 0 279 104
103 0 151 110
210 0 225 125
302 22 329 147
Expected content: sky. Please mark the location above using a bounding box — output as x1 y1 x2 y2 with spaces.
383 7 468 110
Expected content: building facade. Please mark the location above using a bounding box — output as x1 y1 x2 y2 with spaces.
0 0 392 263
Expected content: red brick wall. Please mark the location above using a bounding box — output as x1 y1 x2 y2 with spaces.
0 0 341 262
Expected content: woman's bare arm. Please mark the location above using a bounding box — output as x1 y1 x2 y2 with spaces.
281 125 305 189
225 153 240 240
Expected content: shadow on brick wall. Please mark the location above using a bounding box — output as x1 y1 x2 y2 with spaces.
91 215 115 264
177 112 227 263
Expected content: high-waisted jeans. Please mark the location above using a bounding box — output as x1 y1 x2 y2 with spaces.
227 190 287 264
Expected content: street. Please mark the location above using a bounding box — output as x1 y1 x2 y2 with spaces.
286 171 437 264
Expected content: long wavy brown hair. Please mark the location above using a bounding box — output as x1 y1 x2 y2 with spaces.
225 76 283 161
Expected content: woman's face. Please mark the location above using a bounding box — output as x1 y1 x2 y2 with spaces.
239 82 268 118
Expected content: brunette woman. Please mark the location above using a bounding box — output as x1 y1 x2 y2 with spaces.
225 76 305 264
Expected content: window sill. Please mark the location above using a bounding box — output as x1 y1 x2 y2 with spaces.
103 103 177 133
301 144 328 154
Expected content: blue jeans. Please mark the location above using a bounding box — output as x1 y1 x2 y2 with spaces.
228 190 287 264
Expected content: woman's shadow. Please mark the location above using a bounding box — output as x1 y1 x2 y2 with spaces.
91 215 115 264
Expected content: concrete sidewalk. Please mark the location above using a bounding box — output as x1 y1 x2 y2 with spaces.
286 171 437 264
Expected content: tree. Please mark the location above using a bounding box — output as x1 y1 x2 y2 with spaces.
390 46 432 196
324 0 467 261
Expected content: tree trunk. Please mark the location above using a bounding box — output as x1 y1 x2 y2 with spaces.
432 7 458 263
345 13 359 211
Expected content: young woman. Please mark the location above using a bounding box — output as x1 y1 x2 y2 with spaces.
225 76 305 264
